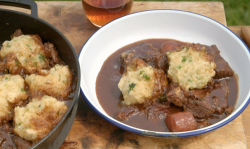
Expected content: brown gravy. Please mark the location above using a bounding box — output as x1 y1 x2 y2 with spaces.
96 39 238 132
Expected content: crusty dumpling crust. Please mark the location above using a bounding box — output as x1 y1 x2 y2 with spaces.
0 35 49 74
13 95 68 142
0 74 28 123
0 97 12 123
118 57 168 105
25 64 72 98
166 44 216 90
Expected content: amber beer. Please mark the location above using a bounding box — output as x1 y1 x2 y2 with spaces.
82 0 133 27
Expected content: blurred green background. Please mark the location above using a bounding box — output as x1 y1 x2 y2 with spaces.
137 0 250 26
35 0 249 26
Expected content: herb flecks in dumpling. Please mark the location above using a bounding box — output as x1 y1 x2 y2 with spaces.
167 44 216 90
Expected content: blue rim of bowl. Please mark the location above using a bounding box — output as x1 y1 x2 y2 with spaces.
78 9 250 137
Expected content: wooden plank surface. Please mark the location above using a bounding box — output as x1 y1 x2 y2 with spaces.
1 2 249 149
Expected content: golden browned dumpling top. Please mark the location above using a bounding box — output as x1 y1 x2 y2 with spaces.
118 57 168 105
0 74 28 123
167 44 216 90
13 95 68 142
25 64 72 98
0 35 49 74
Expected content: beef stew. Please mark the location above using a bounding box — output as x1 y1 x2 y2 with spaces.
96 39 238 132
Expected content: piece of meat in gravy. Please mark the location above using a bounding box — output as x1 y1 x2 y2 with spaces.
44 42 63 66
120 43 168 71
115 101 171 121
11 29 24 38
187 79 229 115
166 83 188 107
202 44 234 79
184 99 215 119
166 79 230 118
145 101 170 120
225 105 235 115
115 106 139 121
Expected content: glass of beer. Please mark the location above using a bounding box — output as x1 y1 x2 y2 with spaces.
82 0 133 27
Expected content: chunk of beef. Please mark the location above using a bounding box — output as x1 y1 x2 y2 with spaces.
142 50 168 71
187 79 229 115
166 79 230 118
44 42 63 66
184 99 215 119
0 61 7 73
207 45 234 79
146 102 170 120
115 99 171 121
120 43 168 71
165 111 198 132
120 52 134 68
152 68 168 98
225 105 234 115
166 83 188 107
11 29 23 38
209 80 229 114
115 106 139 121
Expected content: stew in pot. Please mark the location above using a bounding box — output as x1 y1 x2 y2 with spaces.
0 30 77 148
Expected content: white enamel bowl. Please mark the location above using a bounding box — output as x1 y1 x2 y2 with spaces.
78 10 250 137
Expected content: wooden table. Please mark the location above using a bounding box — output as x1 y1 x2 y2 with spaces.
1 1 250 149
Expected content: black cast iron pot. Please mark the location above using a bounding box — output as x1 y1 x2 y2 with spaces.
0 0 81 148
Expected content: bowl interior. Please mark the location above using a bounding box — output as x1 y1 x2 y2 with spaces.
79 10 250 137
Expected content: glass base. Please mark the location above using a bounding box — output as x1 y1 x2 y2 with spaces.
88 19 102 28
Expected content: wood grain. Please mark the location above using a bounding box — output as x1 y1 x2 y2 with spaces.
1 2 249 149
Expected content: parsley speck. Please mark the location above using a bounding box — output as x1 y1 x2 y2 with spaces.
6 42 11 48
26 44 32 51
21 88 26 92
139 70 144 75
39 54 46 62
143 74 150 80
182 56 187 62
128 83 136 93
